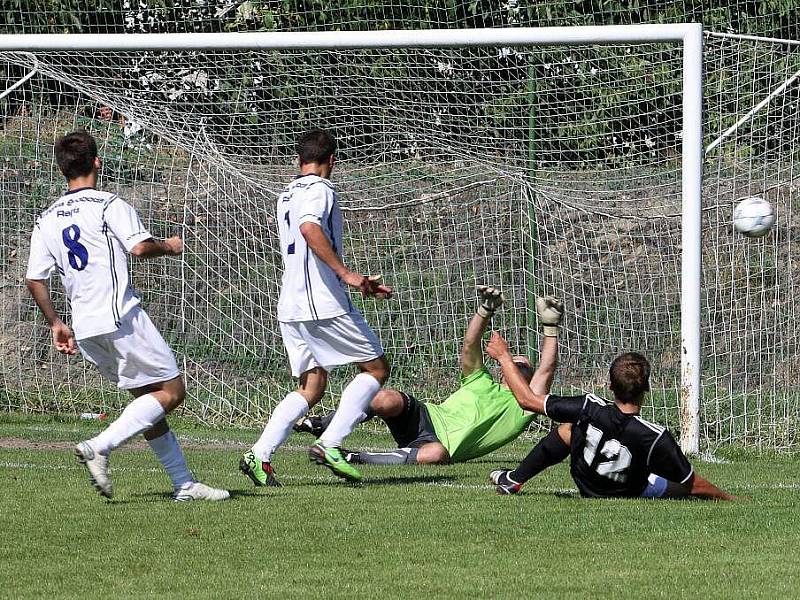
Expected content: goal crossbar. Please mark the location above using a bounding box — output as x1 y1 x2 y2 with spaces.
0 24 702 51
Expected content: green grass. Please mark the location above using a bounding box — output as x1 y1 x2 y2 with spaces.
1 414 799 599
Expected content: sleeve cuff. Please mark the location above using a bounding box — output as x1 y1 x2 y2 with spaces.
298 214 323 226
680 468 694 484
25 266 55 280
122 231 152 252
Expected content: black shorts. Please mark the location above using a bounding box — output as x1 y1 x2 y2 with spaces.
384 392 440 448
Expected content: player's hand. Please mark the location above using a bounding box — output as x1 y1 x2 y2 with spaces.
363 274 393 299
163 235 184 256
51 321 77 355
536 296 564 337
477 285 505 318
485 331 511 361
342 271 393 299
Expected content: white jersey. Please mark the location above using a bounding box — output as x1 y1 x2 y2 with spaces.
25 187 152 340
276 174 354 322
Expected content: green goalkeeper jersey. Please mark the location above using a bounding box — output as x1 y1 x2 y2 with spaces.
424 367 535 463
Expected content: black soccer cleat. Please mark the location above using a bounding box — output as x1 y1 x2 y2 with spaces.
342 449 363 464
293 416 325 438
489 470 522 495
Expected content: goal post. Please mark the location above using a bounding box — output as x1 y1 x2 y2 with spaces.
0 24 703 451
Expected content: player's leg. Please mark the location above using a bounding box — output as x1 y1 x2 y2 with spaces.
310 355 389 481
490 423 571 495
76 310 229 500
243 367 326 486
294 387 401 437
640 474 689 499
73 315 178 498
304 312 388 481
131 377 228 502
347 392 450 465
241 321 327 486
317 354 390 447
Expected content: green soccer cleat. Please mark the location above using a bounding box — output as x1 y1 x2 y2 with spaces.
239 450 281 487
308 443 363 483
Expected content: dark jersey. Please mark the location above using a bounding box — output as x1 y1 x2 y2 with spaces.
544 393 694 498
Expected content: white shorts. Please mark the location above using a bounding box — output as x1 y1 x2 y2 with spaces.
280 311 384 377
77 307 181 390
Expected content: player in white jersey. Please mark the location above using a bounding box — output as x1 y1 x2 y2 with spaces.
25 131 228 502
240 128 391 485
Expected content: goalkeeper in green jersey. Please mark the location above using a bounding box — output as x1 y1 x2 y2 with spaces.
293 287 563 465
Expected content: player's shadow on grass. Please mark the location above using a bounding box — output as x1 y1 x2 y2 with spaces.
365 474 459 486
118 489 273 503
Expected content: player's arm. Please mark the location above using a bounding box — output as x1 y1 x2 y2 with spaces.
130 236 183 258
103 197 182 259
460 286 504 377
484 295 564 411
528 297 564 397
24 278 76 355
682 473 735 501
299 222 391 298
650 431 735 501
25 226 77 355
486 332 546 413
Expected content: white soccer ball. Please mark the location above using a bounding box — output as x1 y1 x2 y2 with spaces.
733 197 775 238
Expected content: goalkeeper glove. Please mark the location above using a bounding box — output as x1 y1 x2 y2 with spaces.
477 285 505 318
536 296 564 337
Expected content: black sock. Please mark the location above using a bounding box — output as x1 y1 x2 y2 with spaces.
510 428 570 484
352 447 419 465
318 409 373 432
318 412 336 431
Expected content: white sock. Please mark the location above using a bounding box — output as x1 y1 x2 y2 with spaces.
89 394 165 455
147 429 194 489
319 373 381 448
251 392 309 462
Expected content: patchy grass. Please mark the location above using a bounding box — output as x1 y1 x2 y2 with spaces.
1 414 799 599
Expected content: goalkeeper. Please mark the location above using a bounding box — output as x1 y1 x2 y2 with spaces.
294 287 562 465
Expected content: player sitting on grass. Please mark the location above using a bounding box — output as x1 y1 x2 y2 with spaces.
239 128 392 486
487 330 733 500
25 131 228 502
294 287 561 465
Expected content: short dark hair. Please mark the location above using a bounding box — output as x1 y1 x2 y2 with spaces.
514 360 535 385
55 131 98 180
609 352 651 404
296 129 336 164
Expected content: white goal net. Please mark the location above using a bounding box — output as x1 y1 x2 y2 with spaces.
0 28 797 450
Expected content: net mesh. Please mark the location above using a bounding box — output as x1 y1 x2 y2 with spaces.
0 30 798 449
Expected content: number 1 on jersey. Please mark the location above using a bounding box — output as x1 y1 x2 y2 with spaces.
283 211 295 255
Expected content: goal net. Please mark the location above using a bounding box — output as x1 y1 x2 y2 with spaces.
0 27 796 450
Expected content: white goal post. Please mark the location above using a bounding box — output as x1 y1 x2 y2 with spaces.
0 24 704 452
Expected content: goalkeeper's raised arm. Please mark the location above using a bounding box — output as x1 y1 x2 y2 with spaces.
485 296 564 414
460 285 505 377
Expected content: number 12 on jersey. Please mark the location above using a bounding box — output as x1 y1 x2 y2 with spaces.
583 424 632 482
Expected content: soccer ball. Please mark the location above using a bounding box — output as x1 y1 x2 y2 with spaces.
733 197 775 238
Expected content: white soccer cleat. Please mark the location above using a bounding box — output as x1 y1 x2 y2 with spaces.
74 441 113 498
172 481 230 502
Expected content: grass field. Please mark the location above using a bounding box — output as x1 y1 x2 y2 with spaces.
1 414 799 599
